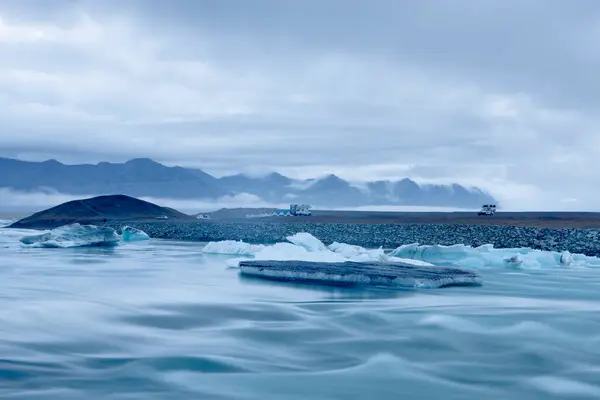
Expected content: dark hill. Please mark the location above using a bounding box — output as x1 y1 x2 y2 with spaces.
9 194 192 230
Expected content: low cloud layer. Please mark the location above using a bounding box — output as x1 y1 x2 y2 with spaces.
0 188 472 215
0 188 284 214
1 1 599 209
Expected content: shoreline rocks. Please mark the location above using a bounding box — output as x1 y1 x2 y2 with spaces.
104 221 600 257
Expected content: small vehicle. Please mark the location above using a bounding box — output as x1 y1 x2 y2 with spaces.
290 204 312 216
478 204 496 216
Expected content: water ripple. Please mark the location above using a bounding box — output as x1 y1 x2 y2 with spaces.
2 237 600 399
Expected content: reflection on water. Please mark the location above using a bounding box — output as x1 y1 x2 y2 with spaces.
1 234 600 399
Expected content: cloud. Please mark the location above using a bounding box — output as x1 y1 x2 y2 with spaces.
0 188 487 217
0 1 600 210
144 193 286 214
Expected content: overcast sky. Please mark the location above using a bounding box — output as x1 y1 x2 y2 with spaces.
0 0 599 210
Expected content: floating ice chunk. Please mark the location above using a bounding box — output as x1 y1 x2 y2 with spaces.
328 242 434 265
560 251 573 266
389 243 475 262
20 223 120 248
239 260 482 289
208 233 599 270
286 232 328 252
328 241 385 260
202 240 266 255
207 233 435 268
386 256 435 267
120 226 150 242
253 242 347 262
388 242 595 269
328 241 362 256
225 242 350 267
504 254 524 267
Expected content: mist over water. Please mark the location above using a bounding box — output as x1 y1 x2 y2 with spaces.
1 228 600 399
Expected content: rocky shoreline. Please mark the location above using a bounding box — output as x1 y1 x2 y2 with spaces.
105 221 600 257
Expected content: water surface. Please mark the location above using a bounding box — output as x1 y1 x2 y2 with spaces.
1 231 600 399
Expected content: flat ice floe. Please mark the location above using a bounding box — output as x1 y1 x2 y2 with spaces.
239 260 482 288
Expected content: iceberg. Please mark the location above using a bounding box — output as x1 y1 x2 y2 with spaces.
20 223 121 248
204 232 599 270
328 241 385 260
327 241 434 266
251 242 347 263
504 255 524 267
286 232 329 252
388 243 598 269
239 260 482 289
120 226 150 242
560 250 573 266
202 240 266 255
203 232 434 267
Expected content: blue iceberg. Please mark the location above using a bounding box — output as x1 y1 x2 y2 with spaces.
20 223 121 248
120 226 150 242
388 243 587 269
238 260 482 289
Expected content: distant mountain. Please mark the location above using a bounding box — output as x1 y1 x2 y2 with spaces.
0 157 226 199
288 174 367 207
0 157 497 208
219 172 293 202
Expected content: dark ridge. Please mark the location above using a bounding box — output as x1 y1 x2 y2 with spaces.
9 194 192 230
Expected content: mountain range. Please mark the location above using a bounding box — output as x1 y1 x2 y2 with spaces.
0 157 497 208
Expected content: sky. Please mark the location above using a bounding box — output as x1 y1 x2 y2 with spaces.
0 0 599 210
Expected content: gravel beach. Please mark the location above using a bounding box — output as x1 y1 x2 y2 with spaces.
106 218 600 257
9 207 600 256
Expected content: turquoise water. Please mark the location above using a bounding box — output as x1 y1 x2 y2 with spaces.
2 229 600 399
